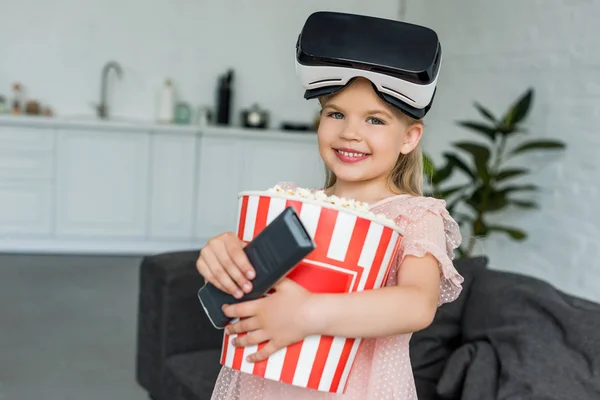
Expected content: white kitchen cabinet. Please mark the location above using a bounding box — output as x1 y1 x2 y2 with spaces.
0 124 54 150
0 182 54 236
148 132 198 239
55 129 150 237
0 125 55 237
194 133 323 241
194 135 243 240
241 136 324 190
0 116 323 254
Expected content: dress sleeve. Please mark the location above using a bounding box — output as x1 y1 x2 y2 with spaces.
394 197 464 306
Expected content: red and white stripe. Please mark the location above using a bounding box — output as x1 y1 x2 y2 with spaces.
220 193 402 394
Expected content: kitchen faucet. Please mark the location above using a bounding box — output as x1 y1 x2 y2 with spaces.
96 61 123 119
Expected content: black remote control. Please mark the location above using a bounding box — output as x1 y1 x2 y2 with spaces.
198 206 316 329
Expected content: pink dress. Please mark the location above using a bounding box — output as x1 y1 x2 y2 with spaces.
211 182 464 400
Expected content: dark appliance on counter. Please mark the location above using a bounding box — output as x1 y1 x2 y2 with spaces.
216 69 234 125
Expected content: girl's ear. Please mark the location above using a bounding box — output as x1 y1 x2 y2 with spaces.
400 123 423 154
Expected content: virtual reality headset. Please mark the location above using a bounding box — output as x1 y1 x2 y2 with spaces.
295 11 442 119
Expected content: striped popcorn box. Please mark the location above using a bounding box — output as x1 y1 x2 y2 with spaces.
220 191 403 394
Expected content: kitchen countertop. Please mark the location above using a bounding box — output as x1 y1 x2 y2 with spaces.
0 114 317 142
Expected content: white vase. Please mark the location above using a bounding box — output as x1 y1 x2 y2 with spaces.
157 79 174 124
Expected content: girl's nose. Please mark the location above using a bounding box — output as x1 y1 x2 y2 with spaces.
339 119 362 141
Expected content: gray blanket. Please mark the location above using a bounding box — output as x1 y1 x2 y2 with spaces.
437 270 600 400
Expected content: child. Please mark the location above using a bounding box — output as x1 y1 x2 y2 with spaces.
196 12 464 400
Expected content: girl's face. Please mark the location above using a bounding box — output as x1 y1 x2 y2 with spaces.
317 78 422 190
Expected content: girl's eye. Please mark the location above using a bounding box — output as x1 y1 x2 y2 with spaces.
367 117 384 125
328 112 344 119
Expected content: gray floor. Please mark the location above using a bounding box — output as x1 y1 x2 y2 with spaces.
0 253 149 400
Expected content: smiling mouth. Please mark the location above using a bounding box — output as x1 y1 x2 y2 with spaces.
334 149 370 157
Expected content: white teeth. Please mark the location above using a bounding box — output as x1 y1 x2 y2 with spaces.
337 150 366 157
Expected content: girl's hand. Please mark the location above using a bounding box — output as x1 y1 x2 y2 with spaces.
223 278 316 363
196 232 256 299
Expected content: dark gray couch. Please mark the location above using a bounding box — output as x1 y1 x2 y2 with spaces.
135 252 600 400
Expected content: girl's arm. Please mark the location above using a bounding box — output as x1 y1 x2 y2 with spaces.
304 253 441 338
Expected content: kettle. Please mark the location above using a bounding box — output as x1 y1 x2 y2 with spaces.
241 104 269 129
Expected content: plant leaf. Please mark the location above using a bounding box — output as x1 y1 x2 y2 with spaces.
453 142 491 182
471 187 511 212
453 142 491 163
457 121 497 141
488 225 527 240
509 140 566 156
474 102 497 123
502 88 534 127
497 124 523 135
465 198 479 213
510 200 539 209
488 191 511 211
495 168 529 182
500 184 539 194
422 152 435 178
473 218 488 236
443 153 476 181
438 184 469 198
431 163 453 185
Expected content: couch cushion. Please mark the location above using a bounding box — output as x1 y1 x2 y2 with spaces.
136 250 224 399
162 349 222 400
410 256 489 400
435 269 600 400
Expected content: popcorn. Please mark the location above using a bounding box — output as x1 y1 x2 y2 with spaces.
267 184 397 228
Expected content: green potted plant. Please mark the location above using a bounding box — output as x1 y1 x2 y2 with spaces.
424 88 566 258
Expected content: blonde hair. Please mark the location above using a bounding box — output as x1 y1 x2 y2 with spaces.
319 96 424 196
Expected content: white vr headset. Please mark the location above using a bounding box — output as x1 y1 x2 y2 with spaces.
295 11 442 119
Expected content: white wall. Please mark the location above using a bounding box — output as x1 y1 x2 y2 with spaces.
3 0 598 302
406 0 600 302
0 0 400 127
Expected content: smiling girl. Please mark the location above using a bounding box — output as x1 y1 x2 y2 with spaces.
197 76 463 400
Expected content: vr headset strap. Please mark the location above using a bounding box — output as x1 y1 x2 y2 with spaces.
304 79 436 120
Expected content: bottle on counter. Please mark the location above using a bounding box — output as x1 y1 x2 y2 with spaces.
216 69 234 125
0 95 9 114
11 83 22 115
157 78 174 124
196 106 213 126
